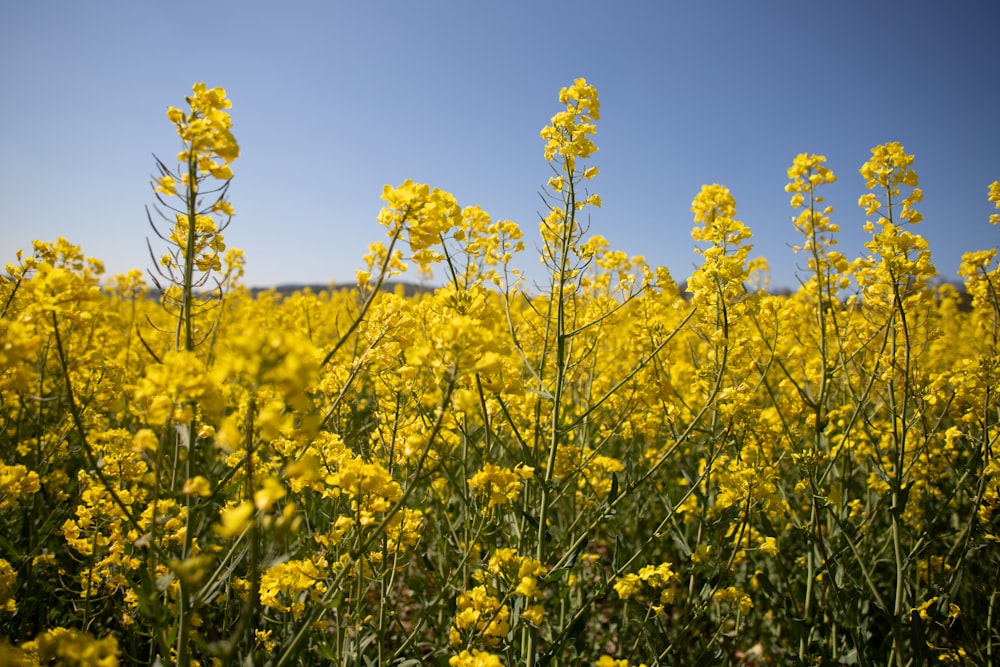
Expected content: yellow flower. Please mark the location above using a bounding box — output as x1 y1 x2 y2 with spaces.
208 162 233 180
0 558 17 612
254 476 286 511
615 561 676 608
613 573 642 600
540 77 600 166
155 175 178 195
468 464 526 510
714 586 753 615
255 629 276 653
182 475 212 497
912 596 939 621
0 461 40 510
451 585 510 648
19 627 119 667
169 555 214 587
449 649 504 667
596 656 648 667
474 350 503 375
989 180 1000 224
759 536 779 557
523 603 544 626
259 558 327 616
515 576 541 598
691 544 712 564
212 199 235 216
215 501 254 538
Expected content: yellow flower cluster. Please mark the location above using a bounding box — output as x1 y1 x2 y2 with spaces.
484 548 546 597
784 156 852 314
595 657 648 667
0 460 40 510
167 213 227 272
856 142 934 305
613 561 677 613
549 446 624 507
0 317 39 393
449 648 505 667
537 78 603 273
540 78 600 167
858 141 921 220
711 454 783 515
259 557 328 616
0 558 16 613
165 82 239 181
687 184 763 338
450 584 511 649
133 350 223 426
713 585 753 616
451 548 548 650
15 627 119 667
989 180 1000 225
468 463 534 512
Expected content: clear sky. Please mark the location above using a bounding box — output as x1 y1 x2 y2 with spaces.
2 1 997 291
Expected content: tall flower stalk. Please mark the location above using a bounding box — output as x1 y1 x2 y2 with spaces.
146 83 239 667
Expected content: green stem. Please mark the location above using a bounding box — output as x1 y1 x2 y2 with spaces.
179 152 199 354
527 167 577 667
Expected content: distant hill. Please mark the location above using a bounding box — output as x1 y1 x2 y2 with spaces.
246 280 436 299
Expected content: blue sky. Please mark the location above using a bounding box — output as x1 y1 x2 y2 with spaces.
2 1 997 291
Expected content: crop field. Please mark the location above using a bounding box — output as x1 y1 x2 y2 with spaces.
1 80 998 666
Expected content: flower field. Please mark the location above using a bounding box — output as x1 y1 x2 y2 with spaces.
1 79 998 666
